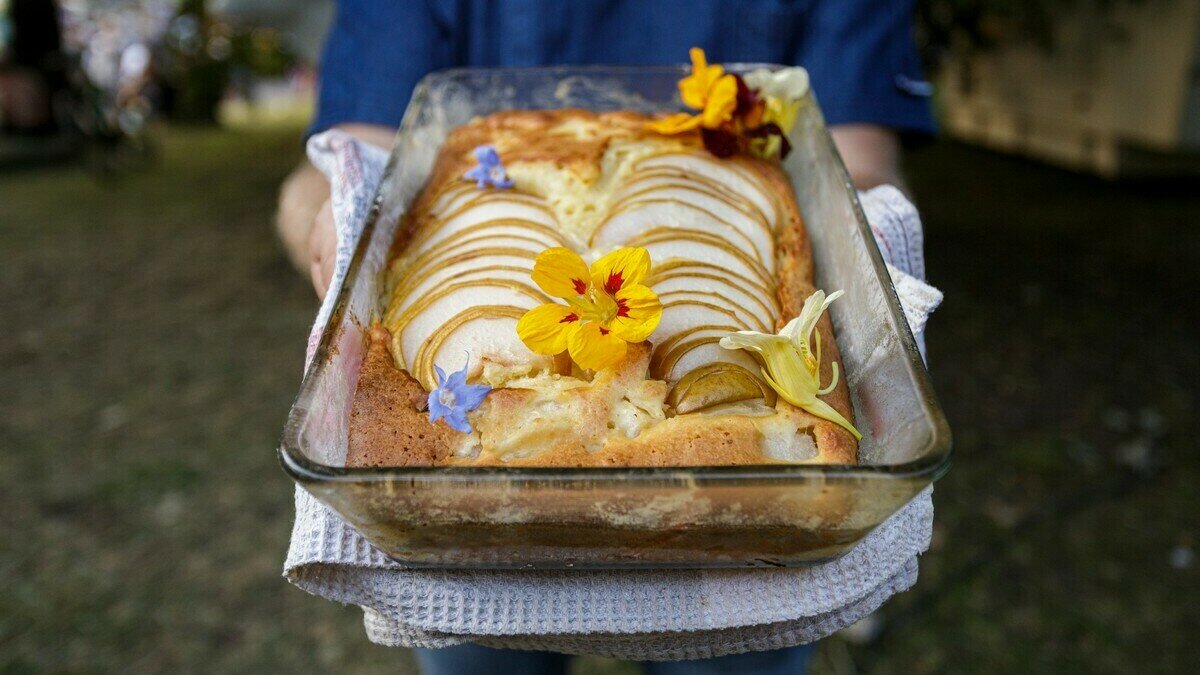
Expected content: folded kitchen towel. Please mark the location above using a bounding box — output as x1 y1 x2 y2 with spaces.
284 130 943 660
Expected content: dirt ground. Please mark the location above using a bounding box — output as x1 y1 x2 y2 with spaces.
1 127 1196 674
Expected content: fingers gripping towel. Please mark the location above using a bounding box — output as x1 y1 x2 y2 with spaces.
284 130 942 660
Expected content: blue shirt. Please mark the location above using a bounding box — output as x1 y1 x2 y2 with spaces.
311 0 934 137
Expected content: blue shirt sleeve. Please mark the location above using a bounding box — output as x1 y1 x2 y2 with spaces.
796 0 935 136
308 0 454 137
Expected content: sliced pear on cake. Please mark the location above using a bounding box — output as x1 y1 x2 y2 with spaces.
651 274 777 329
664 342 762 385
611 182 773 249
425 182 476 216
594 212 766 269
389 282 546 369
655 289 770 332
649 323 764 382
413 205 560 252
615 172 773 227
649 271 778 323
609 184 773 251
406 306 545 390
635 153 777 224
592 200 772 268
630 231 774 289
391 238 548 290
409 219 563 259
647 260 778 310
649 323 741 379
427 188 547 219
391 264 534 315
651 302 753 346
666 362 777 414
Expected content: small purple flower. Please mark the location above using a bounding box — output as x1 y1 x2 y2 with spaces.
462 145 514 189
427 354 492 433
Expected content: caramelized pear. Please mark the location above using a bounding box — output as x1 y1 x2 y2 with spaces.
667 363 777 415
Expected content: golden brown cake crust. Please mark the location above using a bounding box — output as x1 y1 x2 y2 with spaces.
346 109 857 468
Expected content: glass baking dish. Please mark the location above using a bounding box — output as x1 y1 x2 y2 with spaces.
279 65 951 568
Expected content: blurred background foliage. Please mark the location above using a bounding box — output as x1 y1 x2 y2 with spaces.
916 0 1143 62
160 0 296 122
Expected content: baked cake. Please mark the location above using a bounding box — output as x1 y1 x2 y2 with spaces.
345 102 860 468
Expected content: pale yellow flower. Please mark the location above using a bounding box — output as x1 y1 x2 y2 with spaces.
720 290 861 438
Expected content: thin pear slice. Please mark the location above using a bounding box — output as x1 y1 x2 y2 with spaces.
666 362 777 414
610 184 773 245
647 260 778 309
616 171 773 227
593 200 772 268
649 270 779 324
409 218 563 259
610 183 773 251
649 323 740 378
397 239 545 294
427 188 547 219
666 342 761 384
650 303 753 359
390 253 535 301
650 323 762 382
426 182 476 215
635 153 777 224
631 230 774 288
390 281 546 368
392 265 533 315
391 240 547 291
413 201 558 251
656 289 771 332
410 305 537 390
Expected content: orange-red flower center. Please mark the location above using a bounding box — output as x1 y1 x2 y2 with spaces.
604 272 624 294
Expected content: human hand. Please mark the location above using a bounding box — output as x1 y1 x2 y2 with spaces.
308 198 337 300
830 124 906 193
276 123 396 299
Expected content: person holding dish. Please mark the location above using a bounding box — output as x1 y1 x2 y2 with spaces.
276 2 933 673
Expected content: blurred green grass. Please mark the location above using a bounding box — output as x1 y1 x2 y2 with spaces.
0 127 1197 674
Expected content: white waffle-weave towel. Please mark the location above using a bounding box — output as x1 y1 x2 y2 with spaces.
285 130 943 661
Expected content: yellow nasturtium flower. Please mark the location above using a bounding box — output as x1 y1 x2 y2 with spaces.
517 247 663 372
648 47 738 135
719 290 862 439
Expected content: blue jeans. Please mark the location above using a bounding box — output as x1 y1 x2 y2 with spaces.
414 643 816 674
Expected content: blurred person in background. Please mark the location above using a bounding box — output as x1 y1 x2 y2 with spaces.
0 0 63 133
275 1 933 673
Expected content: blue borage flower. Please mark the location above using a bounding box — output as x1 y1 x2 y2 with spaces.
427 355 492 433
463 145 514 189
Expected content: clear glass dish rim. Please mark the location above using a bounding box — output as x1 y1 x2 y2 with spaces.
278 64 952 487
